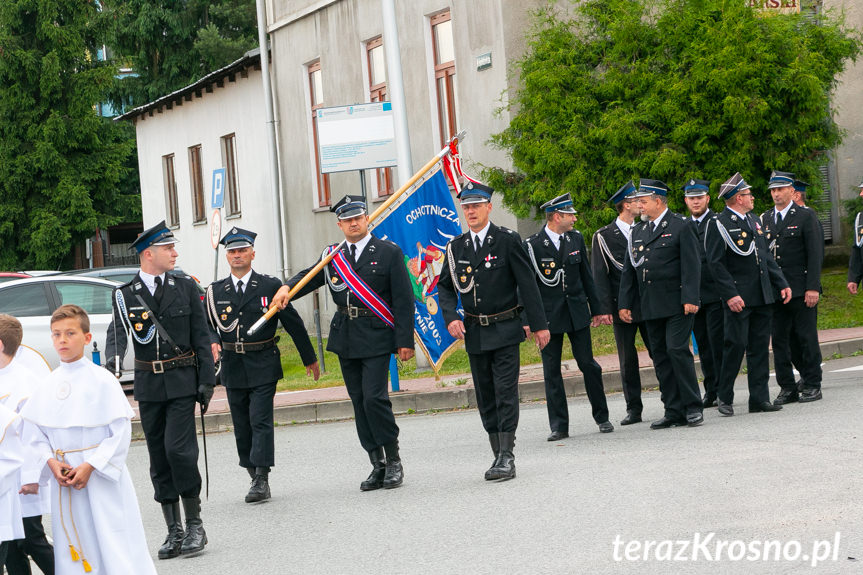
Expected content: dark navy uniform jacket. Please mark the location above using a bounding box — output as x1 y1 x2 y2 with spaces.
619 211 701 321
848 212 863 287
692 209 722 305
207 271 316 388
438 223 547 354
704 208 788 306
760 205 823 297
288 235 415 359
591 221 646 323
524 228 600 334
106 271 216 402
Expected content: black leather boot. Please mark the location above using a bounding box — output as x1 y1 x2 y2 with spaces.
382 441 404 489
245 467 271 503
246 467 256 480
484 433 501 480
179 497 207 556
486 432 516 481
360 447 386 491
158 502 184 560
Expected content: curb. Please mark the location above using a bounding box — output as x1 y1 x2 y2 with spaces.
131 336 863 438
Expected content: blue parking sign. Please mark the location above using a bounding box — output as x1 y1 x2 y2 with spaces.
211 168 226 209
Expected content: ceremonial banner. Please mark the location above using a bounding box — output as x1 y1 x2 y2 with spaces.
375 169 464 371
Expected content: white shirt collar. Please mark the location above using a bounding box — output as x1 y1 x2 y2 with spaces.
776 202 793 220
615 217 634 239
347 233 373 260
231 269 253 290
651 208 670 227
728 207 748 221
544 225 562 248
470 222 492 246
138 270 166 295
692 210 710 224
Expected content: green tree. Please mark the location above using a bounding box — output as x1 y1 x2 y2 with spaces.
105 0 258 109
486 0 861 237
0 0 136 269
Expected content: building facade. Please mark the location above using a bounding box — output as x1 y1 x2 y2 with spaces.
121 0 863 327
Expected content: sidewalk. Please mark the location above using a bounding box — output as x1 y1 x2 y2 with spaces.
128 327 863 436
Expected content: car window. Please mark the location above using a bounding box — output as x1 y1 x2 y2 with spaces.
0 284 51 316
103 273 136 283
55 282 114 315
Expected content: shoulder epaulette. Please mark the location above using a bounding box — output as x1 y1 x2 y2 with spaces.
168 271 193 281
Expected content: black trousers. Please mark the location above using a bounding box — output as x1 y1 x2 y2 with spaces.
645 314 702 420
773 297 822 390
138 395 201 503
339 354 399 452
541 329 608 432
718 304 773 406
612 320 651 415
226 382 278 469
692 300 725 397
4 515 54 575
468 344 520 434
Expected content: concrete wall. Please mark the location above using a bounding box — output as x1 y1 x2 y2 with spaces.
267 0 549 326
134 68 276 282
826 0 863 240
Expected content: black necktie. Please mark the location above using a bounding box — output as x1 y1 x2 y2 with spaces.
237 280 244 297
153 276 163 305
776 212 783 225
650 221 657 234
350 244 358 263
474 235 482 253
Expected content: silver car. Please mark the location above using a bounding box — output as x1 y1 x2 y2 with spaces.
0 276 134 386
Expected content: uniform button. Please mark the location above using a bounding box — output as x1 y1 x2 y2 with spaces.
648 280 652 284
239 312 243 316
477 298 482 302
646 248 650 252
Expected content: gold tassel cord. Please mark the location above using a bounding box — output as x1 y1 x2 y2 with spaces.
54 446 98 572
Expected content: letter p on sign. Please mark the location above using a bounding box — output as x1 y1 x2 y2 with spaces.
211 168 226 209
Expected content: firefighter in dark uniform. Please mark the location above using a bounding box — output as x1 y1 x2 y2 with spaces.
591 181 653 425
789 179 823 392
272 196 415 492
703 173 790 416
437 183 549 481
847 180 863 304
206 228 319 503
683 178 725 408
760 171 824 405
524 193 614 440
619 179 704 429
105 221 216 559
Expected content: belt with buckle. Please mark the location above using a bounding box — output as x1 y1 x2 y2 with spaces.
135 353 197 374
337 305 376 319
464 306 522 327
223 337 277 354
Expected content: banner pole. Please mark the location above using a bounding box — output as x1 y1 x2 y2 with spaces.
246 131 466 337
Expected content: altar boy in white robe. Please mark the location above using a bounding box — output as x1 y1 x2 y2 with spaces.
0 313 54 575
20 304 156 575
0 403 25 565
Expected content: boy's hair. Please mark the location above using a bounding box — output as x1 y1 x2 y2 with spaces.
50 304 91 334
0 314 23 357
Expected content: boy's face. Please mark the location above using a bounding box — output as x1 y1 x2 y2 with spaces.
51 317 92 363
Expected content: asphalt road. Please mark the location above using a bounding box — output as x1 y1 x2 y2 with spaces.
119 356 863 574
